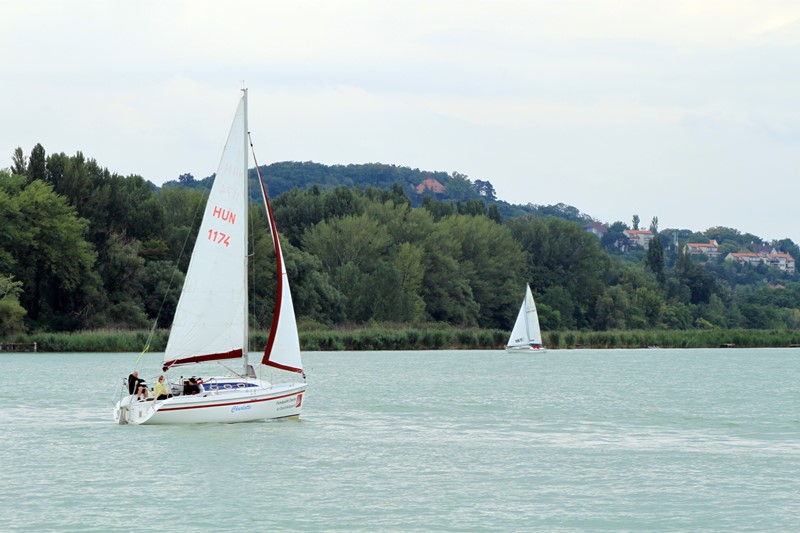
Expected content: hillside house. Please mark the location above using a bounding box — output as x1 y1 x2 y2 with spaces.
623 229 654 250
767 253 796 273
750 242 777 255
685 240 720 259
583 221 607 239
725 252 796 274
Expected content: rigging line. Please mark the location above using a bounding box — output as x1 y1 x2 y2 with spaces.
247 141 257 351
216 360 248 380
247 132 276 355
140 185 210 354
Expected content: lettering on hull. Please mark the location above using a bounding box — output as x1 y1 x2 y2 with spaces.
275 394 302 412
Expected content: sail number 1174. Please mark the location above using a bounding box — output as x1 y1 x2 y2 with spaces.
207 229 231 247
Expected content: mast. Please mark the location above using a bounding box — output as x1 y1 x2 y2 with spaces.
242 88 250 373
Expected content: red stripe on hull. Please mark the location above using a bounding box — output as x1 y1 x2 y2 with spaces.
158 390 303 412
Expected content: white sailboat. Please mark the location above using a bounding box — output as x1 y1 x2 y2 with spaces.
113 90 306 424
505 284 546 352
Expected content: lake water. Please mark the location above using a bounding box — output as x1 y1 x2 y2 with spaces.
1 348 799 532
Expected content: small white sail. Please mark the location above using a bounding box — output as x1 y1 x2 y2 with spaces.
506 284 545 352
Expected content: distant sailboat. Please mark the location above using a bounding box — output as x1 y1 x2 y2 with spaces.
505 284 546 352
113 90 306 424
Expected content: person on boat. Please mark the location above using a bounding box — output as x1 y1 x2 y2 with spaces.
183 377 203 395
128 371 148 400
153 375 172 400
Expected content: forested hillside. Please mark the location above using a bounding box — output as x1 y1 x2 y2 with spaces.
164 162 593 222
2 144 799 337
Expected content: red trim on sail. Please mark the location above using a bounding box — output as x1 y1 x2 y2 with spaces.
164 348 243 369
266 360 303 373
253 163 303 374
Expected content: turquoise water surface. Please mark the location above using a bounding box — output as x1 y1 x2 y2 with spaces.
1 348 798 532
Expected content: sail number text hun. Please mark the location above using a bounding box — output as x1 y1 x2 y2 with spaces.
207 205 237 247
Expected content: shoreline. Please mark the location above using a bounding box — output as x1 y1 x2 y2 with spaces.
2 327 799 352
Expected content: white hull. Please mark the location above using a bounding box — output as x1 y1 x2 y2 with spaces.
114 379 306 425
505 345 547 353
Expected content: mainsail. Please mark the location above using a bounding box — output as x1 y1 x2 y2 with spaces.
525 285 543 346
164 98 249 367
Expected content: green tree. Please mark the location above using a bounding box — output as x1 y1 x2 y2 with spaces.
28 143 47 183
445 172 477 201
283 245 344 324
700 293 729 328
438 214 526 329
540 286 575 330
632 287 663 327
418 221 479 325
140 260 184 327
89 232 148 328
391 242 426 321
508 216 609 329
594 285 629 330
273 186 365 247
661 301 692 329
0 172 29 272
739 303 785 329
301 213 393 322
302 214 392 274
0 273 26 334
773 238 800 261
11 147 26 176
11 180 100 328
421 195 457 221
645 234 666 284
487 204 501 223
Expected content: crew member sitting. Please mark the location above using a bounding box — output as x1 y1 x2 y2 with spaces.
128 371 148 400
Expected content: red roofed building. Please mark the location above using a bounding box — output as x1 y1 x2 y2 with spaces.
725 251 795 273
767 253 795 273
583 221 607 238
623 229 654 249
685 240 720 259
415 179 446 194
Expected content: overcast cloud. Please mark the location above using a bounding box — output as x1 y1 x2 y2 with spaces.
3 0 799 242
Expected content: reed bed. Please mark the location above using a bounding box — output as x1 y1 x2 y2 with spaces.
1 329 170 352
3 327 799 352
543 329 800 349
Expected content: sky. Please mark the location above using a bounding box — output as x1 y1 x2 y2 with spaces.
3 0 800 244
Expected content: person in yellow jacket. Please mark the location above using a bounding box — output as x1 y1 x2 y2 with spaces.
153 375 172 400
